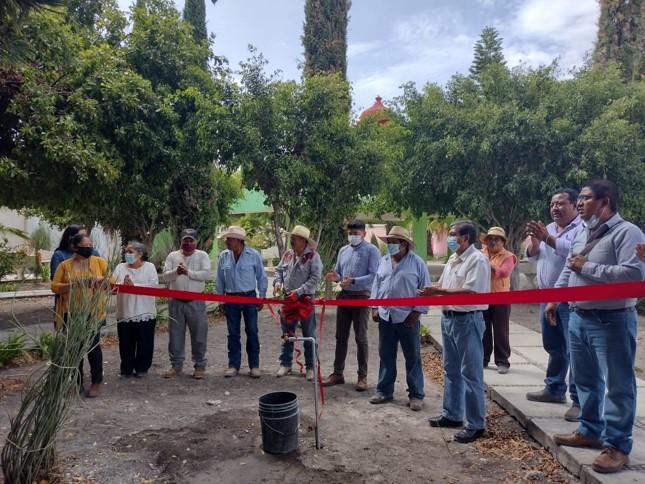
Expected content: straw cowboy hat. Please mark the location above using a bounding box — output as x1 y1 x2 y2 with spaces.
484 227 507 242
218 225 247 241
288 225 317 249
378 225 415 248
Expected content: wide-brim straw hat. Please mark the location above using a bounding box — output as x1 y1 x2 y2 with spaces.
218 225 247 241
287 225 318 249
378 225 415 248
484 226 507 242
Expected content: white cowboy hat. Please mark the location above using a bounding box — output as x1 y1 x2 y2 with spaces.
288 225 318 249
378 225 415 248
218 225 247 241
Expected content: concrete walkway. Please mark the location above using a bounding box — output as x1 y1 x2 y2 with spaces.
422 308 645 484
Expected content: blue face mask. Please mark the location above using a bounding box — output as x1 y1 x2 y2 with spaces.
387 243 400 256
125 253 137 264
447 236 459 252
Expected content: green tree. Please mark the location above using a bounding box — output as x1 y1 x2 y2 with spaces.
0 0 63 60
1 1 242 248
302 0 350 78
392 64 645 253
469 26 506 77
183 0 207 44
593 0 644 80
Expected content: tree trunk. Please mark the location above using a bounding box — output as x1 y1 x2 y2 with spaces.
271 202 285 257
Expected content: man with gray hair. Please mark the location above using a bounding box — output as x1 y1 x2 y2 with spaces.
162 229 212 380
422 221 491 443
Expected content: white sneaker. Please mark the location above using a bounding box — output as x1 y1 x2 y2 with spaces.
306 369 314 381
276 366 291 377
224 367 238 378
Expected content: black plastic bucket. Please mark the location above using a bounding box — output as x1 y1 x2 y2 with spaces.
259 391 299 454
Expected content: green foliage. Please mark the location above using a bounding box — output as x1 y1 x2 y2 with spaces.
36 331 55 359
183 0 206 44
0 281 19 292
0 331 28 367
0 239 25 281
235 213 274 250
391 64 645 253
30 225 51 252
1 0 242 248
303 0 350 78
594 0 644 81
470 26 505 77
151 228 175 269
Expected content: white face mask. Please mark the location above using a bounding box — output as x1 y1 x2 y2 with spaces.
583 205 607 230
348 235 362 246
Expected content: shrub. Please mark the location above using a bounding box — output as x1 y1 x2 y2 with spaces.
0 331 28 367
0 239 25 281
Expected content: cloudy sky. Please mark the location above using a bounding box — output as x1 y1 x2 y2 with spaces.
117 0 599 113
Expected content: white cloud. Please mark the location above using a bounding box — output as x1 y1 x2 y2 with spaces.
348 41 382 58
502 0 598 69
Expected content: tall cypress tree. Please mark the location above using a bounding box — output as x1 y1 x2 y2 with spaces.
593 0 643 80
469 26 506 77
302 0 350 78
183 0 208 44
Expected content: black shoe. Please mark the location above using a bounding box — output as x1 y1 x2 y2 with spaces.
526 388 566 404
454 428 485 443
428 415 463 428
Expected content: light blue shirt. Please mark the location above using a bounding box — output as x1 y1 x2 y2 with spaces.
216 246 268 298
334 241 380 292
527 217 583 289
556 213 645 310
370 251 431 324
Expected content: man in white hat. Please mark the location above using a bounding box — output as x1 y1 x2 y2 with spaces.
215 225 268 378
369 226 430 411
273 225 323 381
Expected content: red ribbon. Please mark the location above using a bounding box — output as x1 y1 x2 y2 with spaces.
112 281 645 307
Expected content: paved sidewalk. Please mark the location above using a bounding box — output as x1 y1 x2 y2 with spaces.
422 308 645 484
0 289 53 300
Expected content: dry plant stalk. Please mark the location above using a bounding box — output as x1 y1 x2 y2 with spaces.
1 277 112 483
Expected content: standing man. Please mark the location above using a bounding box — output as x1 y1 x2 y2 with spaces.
273 225 323 381
524 188 582 422
369 226 430 411
162 229 212 380
421 221 491 443
323 219 380 391
215 225 268 379
550 180 644 474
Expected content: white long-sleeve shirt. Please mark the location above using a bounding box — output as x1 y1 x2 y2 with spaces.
113 262 159 322
162 250 212 294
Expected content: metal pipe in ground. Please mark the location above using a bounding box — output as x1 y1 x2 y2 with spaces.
286 336 319 449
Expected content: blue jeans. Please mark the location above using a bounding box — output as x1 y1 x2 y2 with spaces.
376 318 425 400
441 312 486 430
224 301 260 369
569 308 638 455
540 303 578 404
280 312 317 370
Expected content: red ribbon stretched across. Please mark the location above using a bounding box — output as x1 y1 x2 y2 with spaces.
112 281 645 307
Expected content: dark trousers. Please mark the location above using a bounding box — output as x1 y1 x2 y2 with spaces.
80 331 103 385
117 318 156 375
333 293 369 377
64 313 103 385
483 304 511 368
224 300 260 369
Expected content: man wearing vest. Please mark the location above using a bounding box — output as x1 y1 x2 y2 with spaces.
549 179 645 474
273 225 323 381
323 219 380 391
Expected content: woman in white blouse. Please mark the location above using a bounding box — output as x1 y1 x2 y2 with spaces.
113 241 159 378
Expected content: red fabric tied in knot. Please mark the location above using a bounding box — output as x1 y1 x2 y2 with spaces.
281 293 314 321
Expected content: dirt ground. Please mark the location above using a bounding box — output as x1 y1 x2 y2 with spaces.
0 306 576 483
